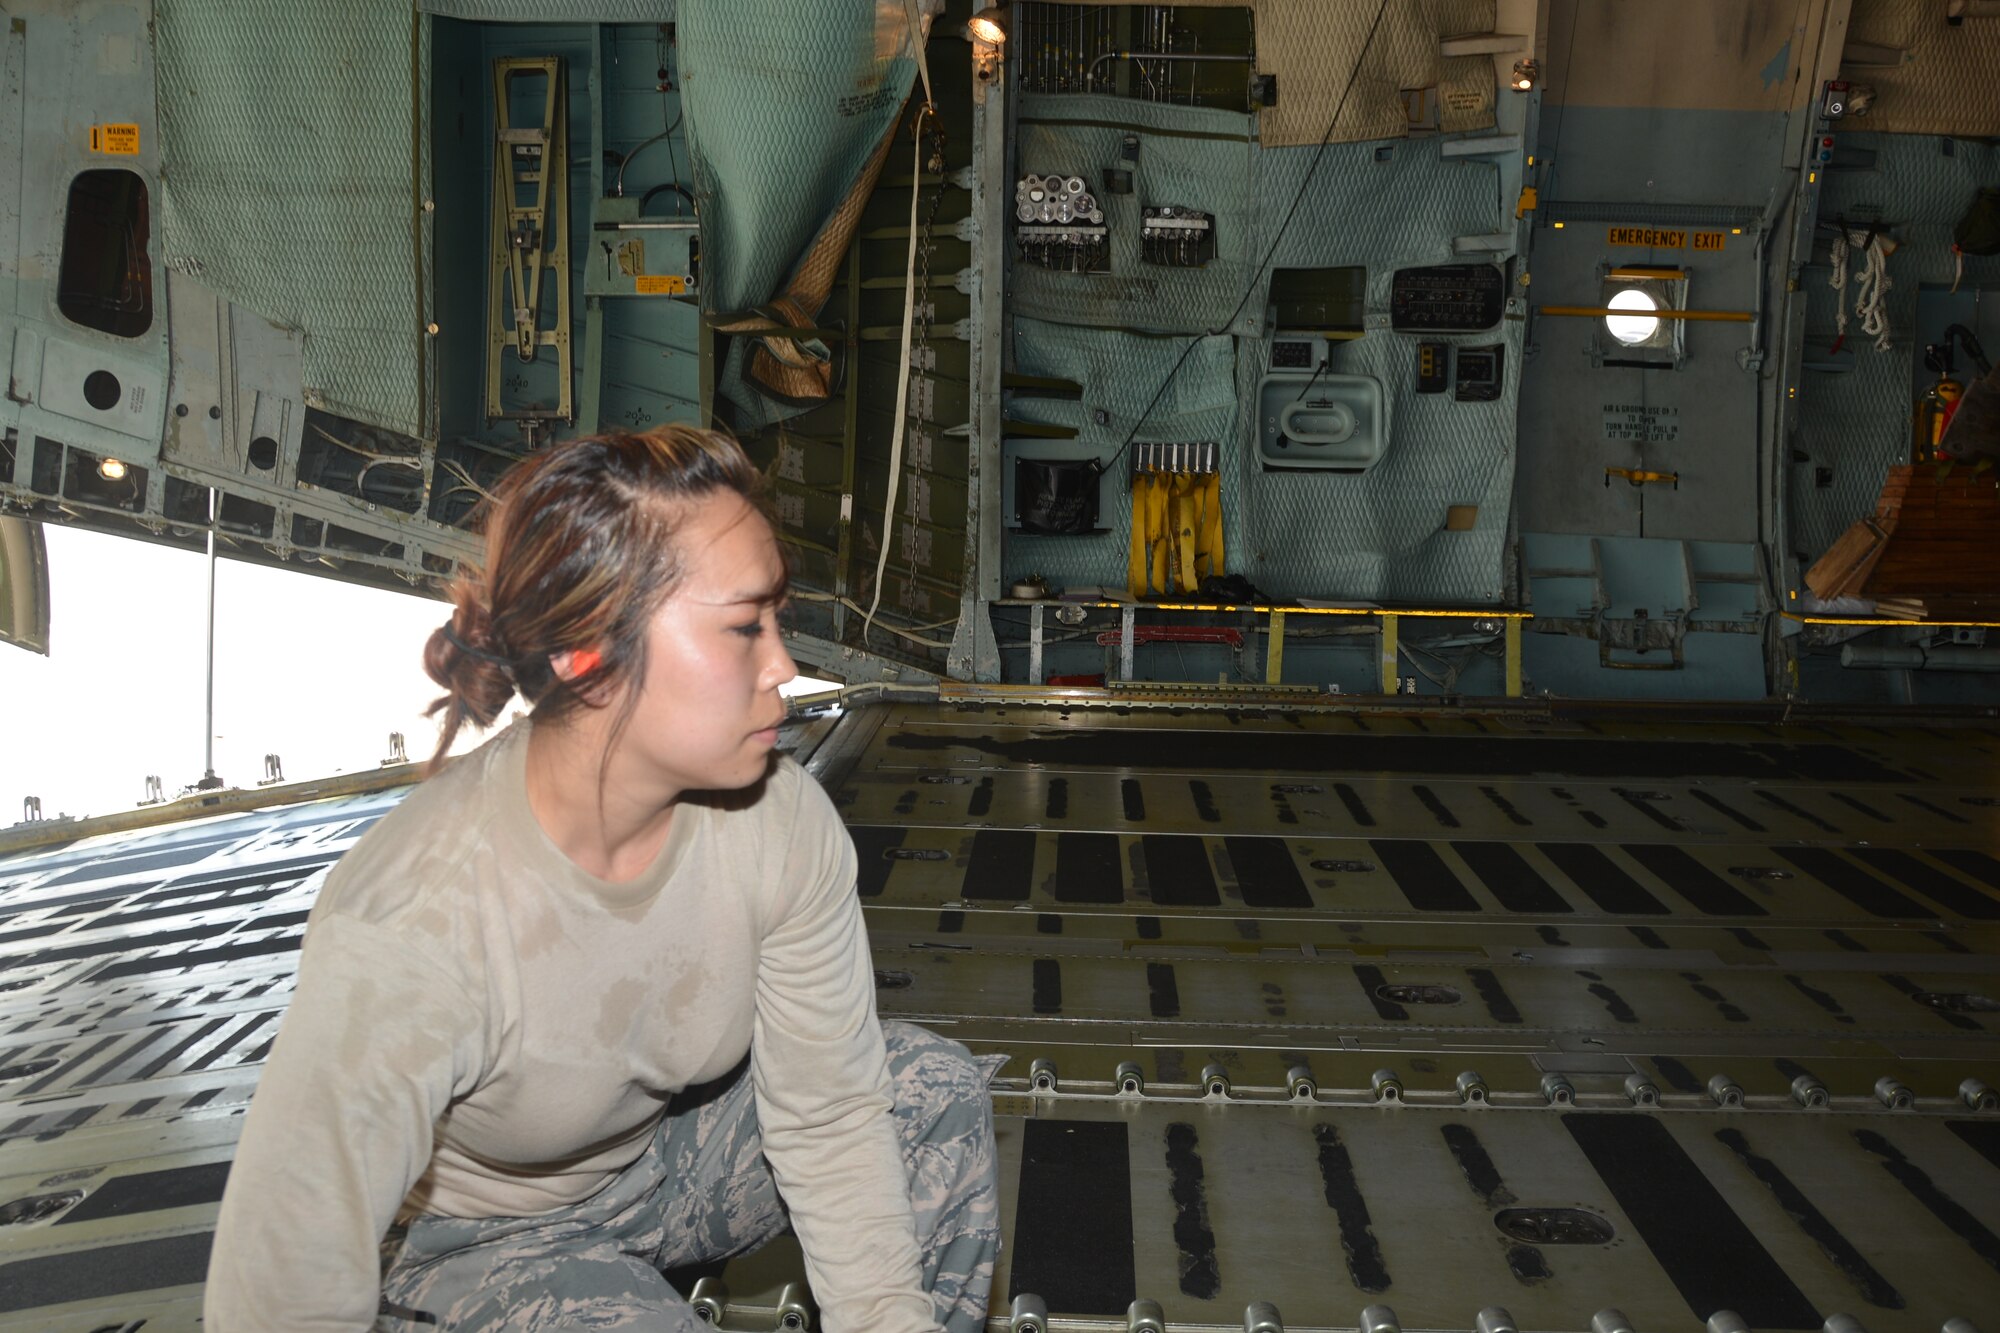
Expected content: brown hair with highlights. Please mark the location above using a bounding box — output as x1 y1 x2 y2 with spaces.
422 426 770 771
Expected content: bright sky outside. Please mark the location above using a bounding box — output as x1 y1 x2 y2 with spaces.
2 526 832 823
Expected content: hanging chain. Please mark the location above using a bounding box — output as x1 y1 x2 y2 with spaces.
901 108 949 611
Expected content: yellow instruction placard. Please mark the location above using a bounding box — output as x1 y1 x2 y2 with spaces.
1692 231 1727 251
89 123 141 155
633 274 685 295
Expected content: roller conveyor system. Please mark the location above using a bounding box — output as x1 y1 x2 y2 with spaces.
2 691 1998 1330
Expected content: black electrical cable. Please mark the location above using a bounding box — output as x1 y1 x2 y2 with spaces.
641 182 698 215
1290 351 1331 403
1094 0 1394 478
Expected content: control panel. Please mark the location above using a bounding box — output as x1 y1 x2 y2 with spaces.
1141 207 1216 267
1389 264 1504 332
1016 173 1108 272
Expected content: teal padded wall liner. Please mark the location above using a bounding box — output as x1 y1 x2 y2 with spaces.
1791 134 2000 562
1000 127 1514 604
155 0 428 437
1002 318 1242 588
678 0 916 315
677 0 920 428
1012 94 1261 337
1250 137 1513 603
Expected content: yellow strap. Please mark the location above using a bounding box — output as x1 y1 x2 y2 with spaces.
1197 472 1223 581
1173 474 1198 594
1130 467 1229 596
1127 472 1150 598
1150 472 1170 594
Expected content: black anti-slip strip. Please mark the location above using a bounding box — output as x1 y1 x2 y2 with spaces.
1855 1129 2000 1275
1453 842 1570 914
89 932 304 982
38 835 244 888
1054 832 1123 903
1933 849 2000 888
58 1161 231 1225
0 1232 214 1313
1164 1123 1220 1297
1312 1123 1390 1292
846 827 904 897
882 729 1906 781
1774 848 1930 918
1538 844 1667 914
1562 1114 1819 1328
1624 844 1765 916
1712 1128 1902 1310
1008 1120 1136 1316
1947 1120 2000 1175
1850 848 2000 921
1370 840 1480 912
1032 959 1063 1014
961 829 1034 902
138 854 341 904
1224 837 1312 908
1146 963 1181 1018
1353 964 1408 1021
1142 835 1220 907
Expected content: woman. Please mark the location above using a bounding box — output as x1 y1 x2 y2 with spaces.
206 427 999 1332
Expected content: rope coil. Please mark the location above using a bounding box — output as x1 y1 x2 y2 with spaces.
1829 226 1893 353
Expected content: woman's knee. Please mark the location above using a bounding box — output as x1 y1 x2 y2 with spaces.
880 1022 995 1141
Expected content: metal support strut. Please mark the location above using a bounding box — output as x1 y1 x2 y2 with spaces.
486 56 574 429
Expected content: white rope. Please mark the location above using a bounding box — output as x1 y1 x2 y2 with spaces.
902 0 935 110
861 2 939 650
861 112 928 650
1829 227 1893 352
1853 231 1892 352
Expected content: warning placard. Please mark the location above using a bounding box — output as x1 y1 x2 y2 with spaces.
1602 402 1680 444
1693 231 1727 251
633 274 685 295
89 123 140 155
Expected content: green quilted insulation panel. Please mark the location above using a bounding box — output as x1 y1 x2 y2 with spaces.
678 0 921 429
155 0 429 436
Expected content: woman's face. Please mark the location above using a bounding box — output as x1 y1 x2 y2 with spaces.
616 491 796 795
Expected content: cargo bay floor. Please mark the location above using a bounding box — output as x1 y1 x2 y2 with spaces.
2 691 1998 1331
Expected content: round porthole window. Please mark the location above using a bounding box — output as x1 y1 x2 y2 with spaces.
83 369 122 411
1605 287 1660 346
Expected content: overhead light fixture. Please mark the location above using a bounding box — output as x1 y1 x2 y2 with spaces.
1511 58 1539 92
968 5 1007 45
97 457 128 481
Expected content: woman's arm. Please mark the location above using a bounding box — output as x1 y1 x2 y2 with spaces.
205 913 485 1332
750 772 936 1333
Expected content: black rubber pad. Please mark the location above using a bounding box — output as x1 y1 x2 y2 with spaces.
0 1232 213 1313
1008 1119 1136 1316
1563 1114 1819 1328
59 1160 231 1225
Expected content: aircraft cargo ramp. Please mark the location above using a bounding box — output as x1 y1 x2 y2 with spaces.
1 690 1997 1332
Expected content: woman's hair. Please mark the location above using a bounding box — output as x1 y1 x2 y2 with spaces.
421 426 769 770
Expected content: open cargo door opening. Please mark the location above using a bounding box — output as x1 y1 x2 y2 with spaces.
0 515 51 656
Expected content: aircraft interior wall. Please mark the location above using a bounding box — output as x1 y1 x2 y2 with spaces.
2 0 1998 701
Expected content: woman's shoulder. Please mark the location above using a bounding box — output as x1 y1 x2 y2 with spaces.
312 727 514 926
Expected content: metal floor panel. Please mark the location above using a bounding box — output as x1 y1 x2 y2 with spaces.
0 699 1995 1331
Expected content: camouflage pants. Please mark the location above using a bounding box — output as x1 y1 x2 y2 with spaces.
377 1022 1000 1332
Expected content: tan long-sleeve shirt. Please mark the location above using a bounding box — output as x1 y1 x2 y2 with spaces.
205 721 932 1333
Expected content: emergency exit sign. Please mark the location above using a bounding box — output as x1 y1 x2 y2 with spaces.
1607 226 1726 251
